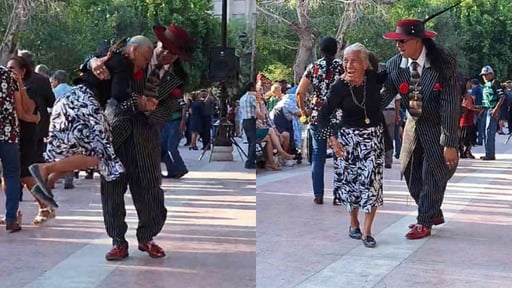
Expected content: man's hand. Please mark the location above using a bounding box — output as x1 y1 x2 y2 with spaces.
444 147 458 169
91 52 112 80
136 96 159 112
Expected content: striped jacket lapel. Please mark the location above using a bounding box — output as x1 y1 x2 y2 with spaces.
419 67 438 101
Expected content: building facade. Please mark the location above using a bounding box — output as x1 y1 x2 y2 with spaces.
212 0 256 21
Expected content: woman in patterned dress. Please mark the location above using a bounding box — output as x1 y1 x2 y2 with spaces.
5 56 56 224
28 36 155 208
317 43 392 248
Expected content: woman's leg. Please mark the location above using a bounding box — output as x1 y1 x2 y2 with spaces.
362 207 378 237
263 137 280 170
21 176 56 224
191 132 198 149
36 155 100 184
350 208 360 229
47 172 72 188
280 131 290 153
267 128 293 159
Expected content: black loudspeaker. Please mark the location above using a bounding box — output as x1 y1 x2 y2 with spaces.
208 47 240 83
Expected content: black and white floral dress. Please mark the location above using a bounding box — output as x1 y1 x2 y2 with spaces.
44 85 124 181
44 49 137 181
317 70 387 212
333 126 384 212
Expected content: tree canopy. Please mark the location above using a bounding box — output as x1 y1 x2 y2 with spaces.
257 0 512 82
1 0 254 91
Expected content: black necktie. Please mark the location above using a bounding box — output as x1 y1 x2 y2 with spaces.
411 61 420 80
408 61 422 118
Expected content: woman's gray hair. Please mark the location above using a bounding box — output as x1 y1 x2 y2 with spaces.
343 42 372 70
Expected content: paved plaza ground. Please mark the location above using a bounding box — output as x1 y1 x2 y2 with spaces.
257 134 512 288
0 145 255 288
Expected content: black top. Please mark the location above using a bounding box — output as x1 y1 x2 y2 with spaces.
318 70 387 131
24 72 55 137
75 49 134 108
19 80 40 142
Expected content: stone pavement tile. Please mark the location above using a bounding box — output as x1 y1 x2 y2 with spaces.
375 260 512 288
257 139 512 288
0 144 255 288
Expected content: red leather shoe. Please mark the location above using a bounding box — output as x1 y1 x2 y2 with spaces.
405 224 431 239
432 216 445 226
105 245 129 261
408 216 445 229
138 241 166 258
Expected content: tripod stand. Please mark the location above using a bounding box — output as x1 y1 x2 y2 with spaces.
505 133 512 144
199 118 247 162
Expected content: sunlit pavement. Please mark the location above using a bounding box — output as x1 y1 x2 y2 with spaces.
0 144 255 288
257 134 512 288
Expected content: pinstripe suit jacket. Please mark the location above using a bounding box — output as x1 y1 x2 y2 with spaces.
107 68 182 187
382 54 459 182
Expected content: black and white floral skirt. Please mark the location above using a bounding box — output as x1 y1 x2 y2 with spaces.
333 125 384 213
44 85 124 181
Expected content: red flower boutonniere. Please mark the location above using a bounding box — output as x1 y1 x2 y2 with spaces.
171 88 182 98
313 65 319 75
433 82 443 92
399 82 409 94
133 70 144 81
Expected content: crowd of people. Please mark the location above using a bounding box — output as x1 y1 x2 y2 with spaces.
0 23 227 261
252 3 510 249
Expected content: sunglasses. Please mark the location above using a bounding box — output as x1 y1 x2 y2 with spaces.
396 39 413 44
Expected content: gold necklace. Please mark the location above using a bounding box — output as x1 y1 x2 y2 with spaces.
348 77 370 124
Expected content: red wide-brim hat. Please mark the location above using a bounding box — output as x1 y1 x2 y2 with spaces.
383 18 437 40
153 24 196 61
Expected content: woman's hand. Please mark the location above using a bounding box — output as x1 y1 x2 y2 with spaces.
31 112 41 124
11 70 23 85
329 136 346 158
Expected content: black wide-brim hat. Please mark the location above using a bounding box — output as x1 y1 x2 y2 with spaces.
383 18 437 40
153 24 196 61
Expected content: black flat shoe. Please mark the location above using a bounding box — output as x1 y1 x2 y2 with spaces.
349 227 362 240
314 196 323 205
362 235 376 248
333 198 342 206
31 184 59 209
172 170 189 179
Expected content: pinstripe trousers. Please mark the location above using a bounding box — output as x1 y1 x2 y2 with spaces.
403 140 456 228
100 125 167 246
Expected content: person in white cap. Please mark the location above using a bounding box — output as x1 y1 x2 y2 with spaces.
479 65 505 160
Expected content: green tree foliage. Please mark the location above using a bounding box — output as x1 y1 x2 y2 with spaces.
257 0 512 81
14 0 253 91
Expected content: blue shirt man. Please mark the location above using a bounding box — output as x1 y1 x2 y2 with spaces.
50 70 73 101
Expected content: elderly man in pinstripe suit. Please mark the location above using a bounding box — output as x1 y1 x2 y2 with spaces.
382 17 459 240
91 24 195 260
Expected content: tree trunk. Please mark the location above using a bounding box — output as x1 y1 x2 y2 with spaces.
293 32 315 84
292 0 315 84
0 0 31 65
0 31 18 66
0 11 18 65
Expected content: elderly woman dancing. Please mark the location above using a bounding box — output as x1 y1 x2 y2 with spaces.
316 43 392 248
28 36 155 208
